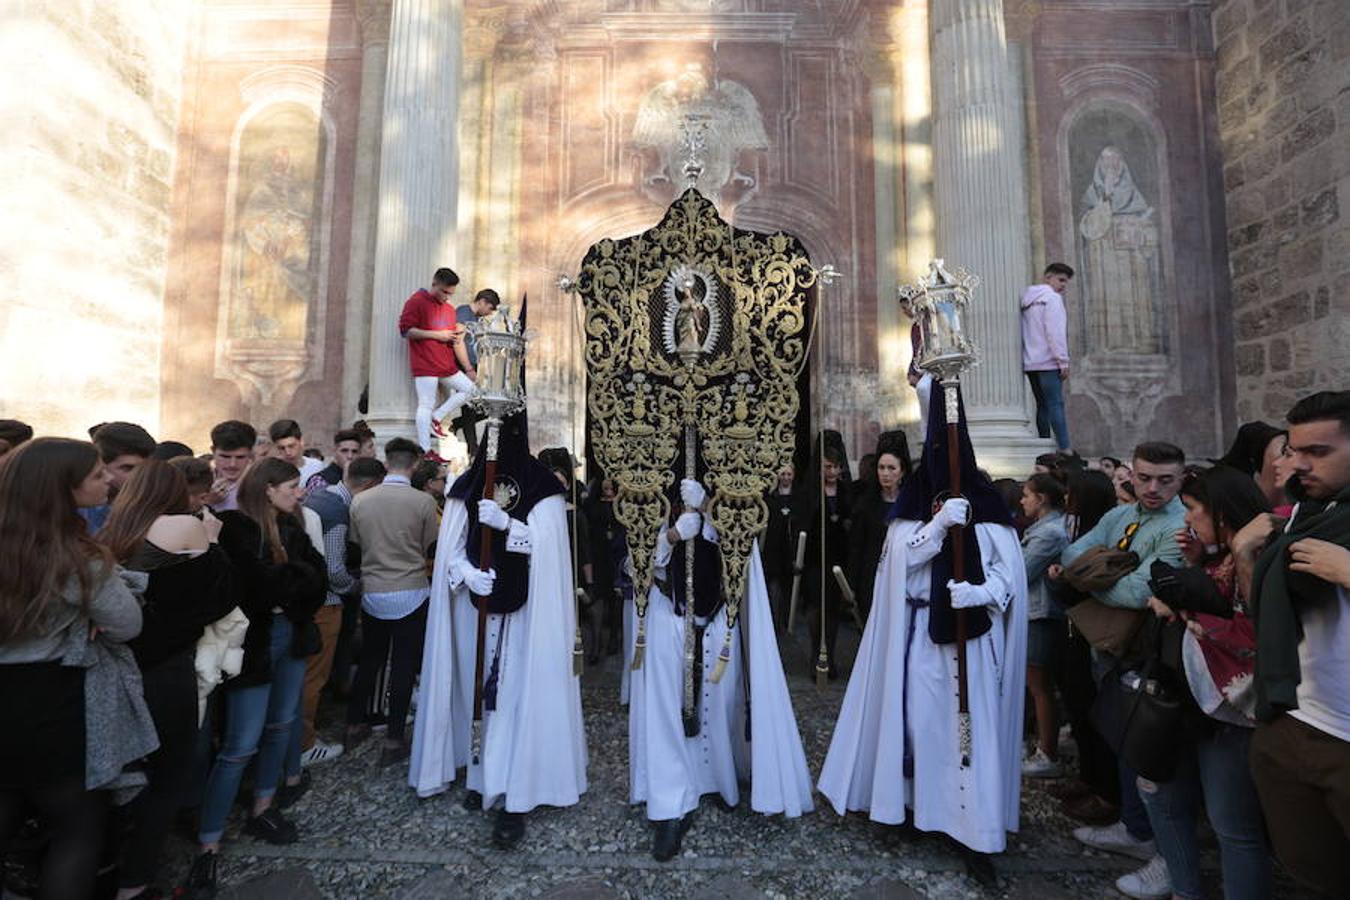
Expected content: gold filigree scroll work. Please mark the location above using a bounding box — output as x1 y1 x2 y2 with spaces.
578 189 814 664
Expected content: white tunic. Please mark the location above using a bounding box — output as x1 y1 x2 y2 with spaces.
409 495 588 812
629 527 813 821
817 520 1027 853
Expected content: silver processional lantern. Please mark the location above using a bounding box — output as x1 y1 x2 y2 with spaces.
898 258 980 387
467 307 528 425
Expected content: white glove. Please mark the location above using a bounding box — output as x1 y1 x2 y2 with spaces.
680 478 707 511
478 499 510 532
933 498 970 531
673 511 702 541
947 579 995 610
457 560 496 596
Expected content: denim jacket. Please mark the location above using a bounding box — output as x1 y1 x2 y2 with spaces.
1023 511 1069 621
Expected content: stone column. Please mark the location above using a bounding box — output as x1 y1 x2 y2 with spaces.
931 0 1050 473
365 0 462 444
341 0 391 418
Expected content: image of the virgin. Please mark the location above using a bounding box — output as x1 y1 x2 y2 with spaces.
673 274 710 355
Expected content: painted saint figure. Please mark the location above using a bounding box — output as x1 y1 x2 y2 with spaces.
1078 145 1164 355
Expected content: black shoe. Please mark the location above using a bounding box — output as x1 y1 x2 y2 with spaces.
958 845 998 888
243 806 298 845
492 810 526 850
183 850 218 899
276 770 311 810
462 789 483 812
378 742 410 767
651 812 693 862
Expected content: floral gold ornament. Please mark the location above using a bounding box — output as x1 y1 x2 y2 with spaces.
577 188 814 681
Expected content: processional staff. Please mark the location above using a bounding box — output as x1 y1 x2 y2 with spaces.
899 259 981 766
464 302 529 766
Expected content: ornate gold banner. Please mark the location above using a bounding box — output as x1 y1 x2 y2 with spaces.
578 189 814 666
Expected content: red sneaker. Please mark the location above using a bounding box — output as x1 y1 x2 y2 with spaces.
430 419 448 438
424 450 448 463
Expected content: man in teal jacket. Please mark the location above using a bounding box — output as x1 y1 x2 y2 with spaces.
1052 441 1186 893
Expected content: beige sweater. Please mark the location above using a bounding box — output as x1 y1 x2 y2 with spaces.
349 479 441 593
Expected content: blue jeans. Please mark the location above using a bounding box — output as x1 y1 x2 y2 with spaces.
1027 370 1070 450
197 615 307 844
1138 724 1272 900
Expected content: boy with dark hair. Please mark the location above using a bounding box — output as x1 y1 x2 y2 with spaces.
1053 439 1186 884
306 428 364 495
268 418 324 484
289 456 388 772
1021 262 1075 451
82 421 157 530
208 420 257 512
449 287 503 456
1237 390 1350 895
0 419 33 456
345 436 442 764
399 268 476 458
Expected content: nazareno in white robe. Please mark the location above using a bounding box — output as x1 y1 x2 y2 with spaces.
817 519 1027 853
629 522 813 821
408 494 588 812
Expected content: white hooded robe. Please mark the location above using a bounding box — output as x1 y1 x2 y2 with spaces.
817 519 1027 853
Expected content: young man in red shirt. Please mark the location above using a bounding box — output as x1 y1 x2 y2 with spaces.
399 268 476 458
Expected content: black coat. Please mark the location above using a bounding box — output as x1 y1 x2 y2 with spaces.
761 487 802 583
216 511 327 689
847 487 892 619
129 544 239 671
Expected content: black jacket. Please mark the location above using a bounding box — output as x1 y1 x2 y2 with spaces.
217 511 327 689
129 544 238 671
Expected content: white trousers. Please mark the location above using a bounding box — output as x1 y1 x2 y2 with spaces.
915 372 933 438
414 373 474 452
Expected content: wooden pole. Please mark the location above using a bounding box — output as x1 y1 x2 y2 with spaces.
470 419 501 764
943 380 971 767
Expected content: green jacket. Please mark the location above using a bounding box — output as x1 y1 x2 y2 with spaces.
1251 486 1350 721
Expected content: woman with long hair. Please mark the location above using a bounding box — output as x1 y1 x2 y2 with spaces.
1046 469 1123 822
186 458 325 898
96 460 237 900
1127 465 1273 900
847 431 912 625
0 438 143 899
1020 473 1071 778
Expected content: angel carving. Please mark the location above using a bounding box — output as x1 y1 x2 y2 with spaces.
631 64 768 209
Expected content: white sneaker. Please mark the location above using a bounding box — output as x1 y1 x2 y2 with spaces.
1072 821 1156 861
1114 854 1171 899
1021 748 1063 778
301 740 344 768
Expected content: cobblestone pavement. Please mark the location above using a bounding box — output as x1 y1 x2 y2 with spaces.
170 632 1210 899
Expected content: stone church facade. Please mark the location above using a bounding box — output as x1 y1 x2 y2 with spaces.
1 0 1344 466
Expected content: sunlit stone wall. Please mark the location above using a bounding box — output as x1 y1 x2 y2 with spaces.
0 1 193 439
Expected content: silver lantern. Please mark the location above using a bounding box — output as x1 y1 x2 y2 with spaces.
467 307 527 423
897 258 980 385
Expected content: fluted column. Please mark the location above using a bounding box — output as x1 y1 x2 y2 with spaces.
365 0 462 444
931 0 1050 473
341 0 392 418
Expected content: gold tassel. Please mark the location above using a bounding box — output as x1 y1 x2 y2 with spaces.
815 647 829 690
708 631 733 684
572 626 584 677
630 617 646 671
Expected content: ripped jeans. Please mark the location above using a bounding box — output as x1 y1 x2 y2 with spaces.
1137 723 1272 900
197 615 307 844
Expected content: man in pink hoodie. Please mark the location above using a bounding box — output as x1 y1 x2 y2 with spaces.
1020 263 1074 451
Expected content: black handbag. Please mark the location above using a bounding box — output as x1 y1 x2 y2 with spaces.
1090 618 1186 781
291 619 322 658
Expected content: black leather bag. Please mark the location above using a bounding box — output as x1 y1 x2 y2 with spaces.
291 619 322 658
1090 619 1186 781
